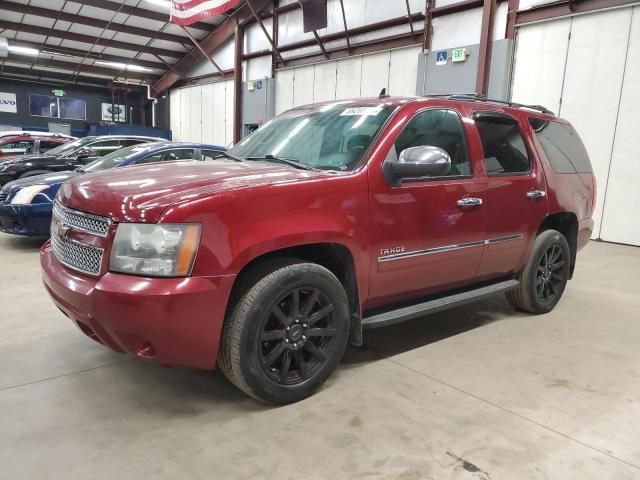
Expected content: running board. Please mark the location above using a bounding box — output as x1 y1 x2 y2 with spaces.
362 279 519 329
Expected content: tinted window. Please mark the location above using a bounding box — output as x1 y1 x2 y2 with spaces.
120 139 148 148
394 109 471 176
137 148 195 164
475 115 530 175
529 118 592 173
0 140 34 155
88 140 120 157
39 140 64 152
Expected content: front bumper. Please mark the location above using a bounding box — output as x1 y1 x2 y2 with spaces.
0 203 52 237
41 241 236 370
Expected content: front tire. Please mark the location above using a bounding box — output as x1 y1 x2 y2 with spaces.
507 229 570 314
219 261 350 404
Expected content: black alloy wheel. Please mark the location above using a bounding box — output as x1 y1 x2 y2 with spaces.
218 260 350 404
260 287 336 385
535 244 566 304
506 229 571 314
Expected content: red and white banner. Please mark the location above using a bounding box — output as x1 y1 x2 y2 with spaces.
171 0 240 26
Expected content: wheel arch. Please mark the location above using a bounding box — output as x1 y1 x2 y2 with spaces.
537 212 578 278
226 243 364 346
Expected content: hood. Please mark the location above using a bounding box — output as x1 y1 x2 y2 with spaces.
58 160 329 223
2 170 79 193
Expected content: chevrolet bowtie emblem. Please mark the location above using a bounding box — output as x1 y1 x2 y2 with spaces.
52 218 71 239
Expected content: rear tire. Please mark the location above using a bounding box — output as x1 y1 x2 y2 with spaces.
507 229 570 314
219 261 350 404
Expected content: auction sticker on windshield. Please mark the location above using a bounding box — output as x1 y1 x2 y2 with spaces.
340 106 383 116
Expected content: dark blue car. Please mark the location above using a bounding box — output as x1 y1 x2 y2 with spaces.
0 142 225 238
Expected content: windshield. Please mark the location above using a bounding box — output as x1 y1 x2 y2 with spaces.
45 136 97 157
227 102 397 171
81 143 155 173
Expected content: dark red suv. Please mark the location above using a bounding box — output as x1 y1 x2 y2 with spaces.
0 131 75 158
41 95 596 404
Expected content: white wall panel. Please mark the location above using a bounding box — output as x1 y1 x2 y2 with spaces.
169 88 182 141
171 80 233 145
245 56 272 81
293 65 315 106
361 51 390 97
212 81 227 146
275 68 295 114
224 80 234 146
511 18 571 115
313 62 337 102
201 83 214 144
560 8 632 237
600 7 640 245
431 8 483 51
188 86 203 142
336 57 363 99
389 46 421 96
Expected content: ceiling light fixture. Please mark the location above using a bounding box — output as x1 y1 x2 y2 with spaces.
95 60 154 72
145 0 171 8
8 45 40 56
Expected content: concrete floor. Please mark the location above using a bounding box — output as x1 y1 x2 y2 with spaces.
1 233 639 480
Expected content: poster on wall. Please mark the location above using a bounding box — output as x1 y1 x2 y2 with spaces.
0 92 18 113
101 103 126 122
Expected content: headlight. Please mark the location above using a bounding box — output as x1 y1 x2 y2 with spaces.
10 185 48 205
110 223 201 277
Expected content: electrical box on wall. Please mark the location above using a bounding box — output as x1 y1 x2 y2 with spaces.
241 78 275 138
416 39 514 101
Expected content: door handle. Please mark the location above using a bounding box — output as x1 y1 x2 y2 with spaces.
457 197 483 207
526 190 546 200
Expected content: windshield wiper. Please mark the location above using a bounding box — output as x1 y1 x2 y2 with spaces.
214 152 244 162
245 155 317 171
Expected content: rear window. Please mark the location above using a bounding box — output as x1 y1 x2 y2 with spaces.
529 118 592 173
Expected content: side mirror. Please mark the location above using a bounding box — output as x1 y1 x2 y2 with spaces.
383 145 452 186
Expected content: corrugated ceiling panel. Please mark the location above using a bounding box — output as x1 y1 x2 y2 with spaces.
431 8 483 50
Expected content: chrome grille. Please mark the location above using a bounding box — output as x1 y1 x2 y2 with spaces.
53 202 110 237
50 232 104 276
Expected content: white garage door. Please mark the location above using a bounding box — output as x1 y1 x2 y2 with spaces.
170 79 234 147
511 6 639 246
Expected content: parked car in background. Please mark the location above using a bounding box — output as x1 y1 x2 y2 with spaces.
0 142 225 237
0 135 163 186
0 132 76 158
40 95 596 404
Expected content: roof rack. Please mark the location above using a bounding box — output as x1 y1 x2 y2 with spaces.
425 93 555 116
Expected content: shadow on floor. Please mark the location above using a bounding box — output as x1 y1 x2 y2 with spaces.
342 295 519 366
100 295 520 412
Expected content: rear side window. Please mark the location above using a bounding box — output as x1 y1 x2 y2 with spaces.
1 140 35 155
529 118 592 173
475 113 531 175
40 140 64 152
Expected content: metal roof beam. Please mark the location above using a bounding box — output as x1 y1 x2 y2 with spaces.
8 39 166 71
0 0 191 46
6 54 161 81
64 0 213 32
152 0 273 94
0 20 184 59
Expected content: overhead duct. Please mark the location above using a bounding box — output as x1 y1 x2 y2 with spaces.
0 37 8 58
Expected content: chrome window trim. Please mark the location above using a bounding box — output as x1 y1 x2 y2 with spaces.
53 201 111 237
378 234 524 262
